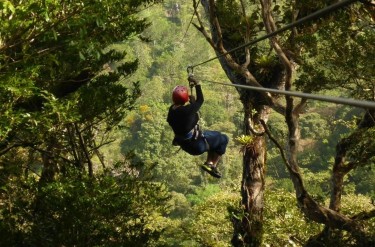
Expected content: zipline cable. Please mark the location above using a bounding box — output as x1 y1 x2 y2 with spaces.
197 78 375 110
189 0 358 69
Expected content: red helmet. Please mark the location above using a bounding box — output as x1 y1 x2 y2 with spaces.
172 86 189 105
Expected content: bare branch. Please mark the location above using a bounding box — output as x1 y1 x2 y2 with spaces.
352 209 375 221
260 119 301 177
74 123 94 177
192 0 217 49
293 98 307 115
240 0 251 68
191 23 216 49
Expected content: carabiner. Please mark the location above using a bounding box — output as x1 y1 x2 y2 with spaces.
187 66 194 77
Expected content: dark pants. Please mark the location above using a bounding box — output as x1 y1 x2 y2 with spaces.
177 131 229 156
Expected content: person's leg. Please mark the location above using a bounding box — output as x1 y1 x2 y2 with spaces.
200 131 229 178
201 151 221 178
204 131 228 166
211 152 221 167
206 151 221 166
206 151 215 164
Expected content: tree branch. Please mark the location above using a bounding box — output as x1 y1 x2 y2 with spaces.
239 0 251 68
260 119 301 177
74 123 94 177
192 0 217 49
352 209 375 221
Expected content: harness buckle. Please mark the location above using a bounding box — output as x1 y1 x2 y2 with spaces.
193 124 201 140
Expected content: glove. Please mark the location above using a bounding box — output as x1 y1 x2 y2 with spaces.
188 75 199 87
189 95 196 103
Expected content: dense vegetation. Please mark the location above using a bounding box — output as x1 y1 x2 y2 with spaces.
192 0 374 245
0 0 374 246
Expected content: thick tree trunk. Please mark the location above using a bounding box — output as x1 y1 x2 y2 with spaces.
232 103 268 246
307 110 375 245
284 103 373 245
330 110 375 212
239 139 265 246
196 2 272 245
330 137 352 211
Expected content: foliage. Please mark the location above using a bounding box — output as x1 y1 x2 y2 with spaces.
0 167 170 246
183 190 239 247
294 1 375 96
1 0 374 246
320 194 375 246
186 183 221 205
350 165 375 200
235 135 254 146
0 0 159 180
263 189 322 246
300 112 330 139
0 1 171 246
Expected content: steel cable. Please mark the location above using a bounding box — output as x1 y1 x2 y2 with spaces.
197 78 375 109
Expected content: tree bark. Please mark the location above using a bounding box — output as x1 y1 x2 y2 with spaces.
194 0 270 246
39 136 59 184
74 123 94 177
231 99 268 246
330 110 375 211
284 102 373 245
196 1 276 245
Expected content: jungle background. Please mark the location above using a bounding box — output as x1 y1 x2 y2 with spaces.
0 0 374 246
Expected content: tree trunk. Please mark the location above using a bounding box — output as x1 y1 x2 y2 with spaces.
307 110 375 245
74 123 94 177
40 137 59 184
330 137 352 212
330 110 375 212
284 101 373 245
196 1 273 245
232 101 268 247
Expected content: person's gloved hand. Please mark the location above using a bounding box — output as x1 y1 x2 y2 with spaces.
188 75 199 87
189 95 196 103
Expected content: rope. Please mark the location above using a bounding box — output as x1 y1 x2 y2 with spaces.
180 1 200 42
189 0 358 69
197 78 375 110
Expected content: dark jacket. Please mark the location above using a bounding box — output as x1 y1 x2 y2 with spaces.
167 85 203 137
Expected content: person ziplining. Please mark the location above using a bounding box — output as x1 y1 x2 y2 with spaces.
167 76 229 178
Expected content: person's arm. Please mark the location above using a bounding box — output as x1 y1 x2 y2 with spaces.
195 84 204 105
187 76 203 111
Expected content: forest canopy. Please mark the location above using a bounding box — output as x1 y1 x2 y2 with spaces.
0 0 374 246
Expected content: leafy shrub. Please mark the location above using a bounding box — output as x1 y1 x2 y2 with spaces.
263 189 322 246
0 169 170 247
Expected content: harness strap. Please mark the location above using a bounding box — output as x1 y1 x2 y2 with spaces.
203 135 210 150
192 124 200 140
174 124 210 151
197 125 210 151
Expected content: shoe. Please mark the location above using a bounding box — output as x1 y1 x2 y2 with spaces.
200 163 222 178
